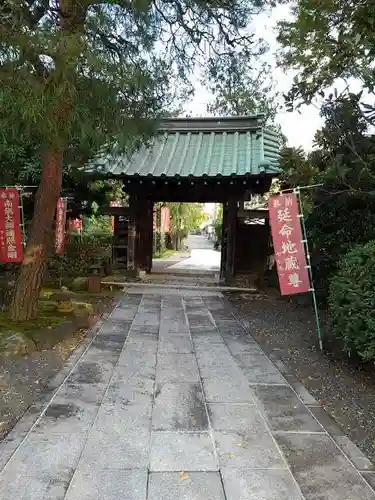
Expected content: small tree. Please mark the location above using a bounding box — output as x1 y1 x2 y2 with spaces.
168 203 207 250
276 0 375 113
203 52 279 123
1 0 272 320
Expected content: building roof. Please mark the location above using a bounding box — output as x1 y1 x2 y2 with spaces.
93 115 281 179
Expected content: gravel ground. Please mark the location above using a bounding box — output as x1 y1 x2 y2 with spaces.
227 291 375 463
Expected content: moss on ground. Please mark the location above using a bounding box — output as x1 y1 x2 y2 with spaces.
153 249 179 259
0 303 68 339
0 287 117 348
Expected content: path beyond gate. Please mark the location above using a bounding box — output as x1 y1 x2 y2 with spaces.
0 287 374 499
95 115 280 280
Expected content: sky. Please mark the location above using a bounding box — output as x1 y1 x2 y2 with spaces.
184 4 324 152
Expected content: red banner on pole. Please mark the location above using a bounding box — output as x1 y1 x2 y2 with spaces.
55 198 67 255
110 200 122 233
70 218 83 233
268 193 310 295
0 188 24 263
160 207 170 233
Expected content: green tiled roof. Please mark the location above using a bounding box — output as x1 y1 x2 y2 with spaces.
95 116 281 178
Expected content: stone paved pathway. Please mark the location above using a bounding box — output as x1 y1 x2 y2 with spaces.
0 288 375 499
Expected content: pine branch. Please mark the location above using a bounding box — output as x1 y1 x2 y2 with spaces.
23 0 50 27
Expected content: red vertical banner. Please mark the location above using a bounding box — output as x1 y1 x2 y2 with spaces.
0 188 24 263
160 207 170 233
110 200 122 233
70 218 83 233
268 193 310 295
55 198 67 255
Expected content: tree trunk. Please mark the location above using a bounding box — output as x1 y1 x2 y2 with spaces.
8 0 85 322
172 234 179 251
9 147 63 321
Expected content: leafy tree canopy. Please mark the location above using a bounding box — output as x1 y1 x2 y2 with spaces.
1 0 276 154
277 0 375 111
277 96 375 303
279 146 317 187
167 203 207 236
3 0 277 321
312 95 375 191
203 51 279 123
279 96 375 192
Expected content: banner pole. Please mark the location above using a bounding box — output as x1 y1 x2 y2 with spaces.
17 187 27 246
295 187 323 351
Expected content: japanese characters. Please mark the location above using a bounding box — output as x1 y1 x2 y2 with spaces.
0 189 23 263
268 193 310 295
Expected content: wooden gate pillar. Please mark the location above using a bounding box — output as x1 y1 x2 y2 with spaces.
223 197 237 280
127 194 137 271
135 199 153 272
220 204 228 281
127 195 154 273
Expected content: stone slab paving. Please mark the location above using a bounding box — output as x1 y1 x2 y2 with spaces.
0 289 375 499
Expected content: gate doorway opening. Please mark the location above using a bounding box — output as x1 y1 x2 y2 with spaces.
151 203 223 276
99 116 281 284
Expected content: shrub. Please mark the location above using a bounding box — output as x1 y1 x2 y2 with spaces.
48 234 112 278
306 192 375 303
214 221 222 248
328 240 375 361
154 231 167 254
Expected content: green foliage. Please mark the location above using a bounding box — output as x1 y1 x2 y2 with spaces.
277 0 375 116
0 0 274 157
168 203 207 240
154 231 168 255
214 204 223 247
277 96 375 305
83 214 112 236
4 0 278 320
279 146 319 187
204 53 279 122
0 133 41 185
48 234 112 279
279 96 375 192
154 203 207 251
313 96 375 191
306 193 375 302
153 249 176 259
328 240 375 361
